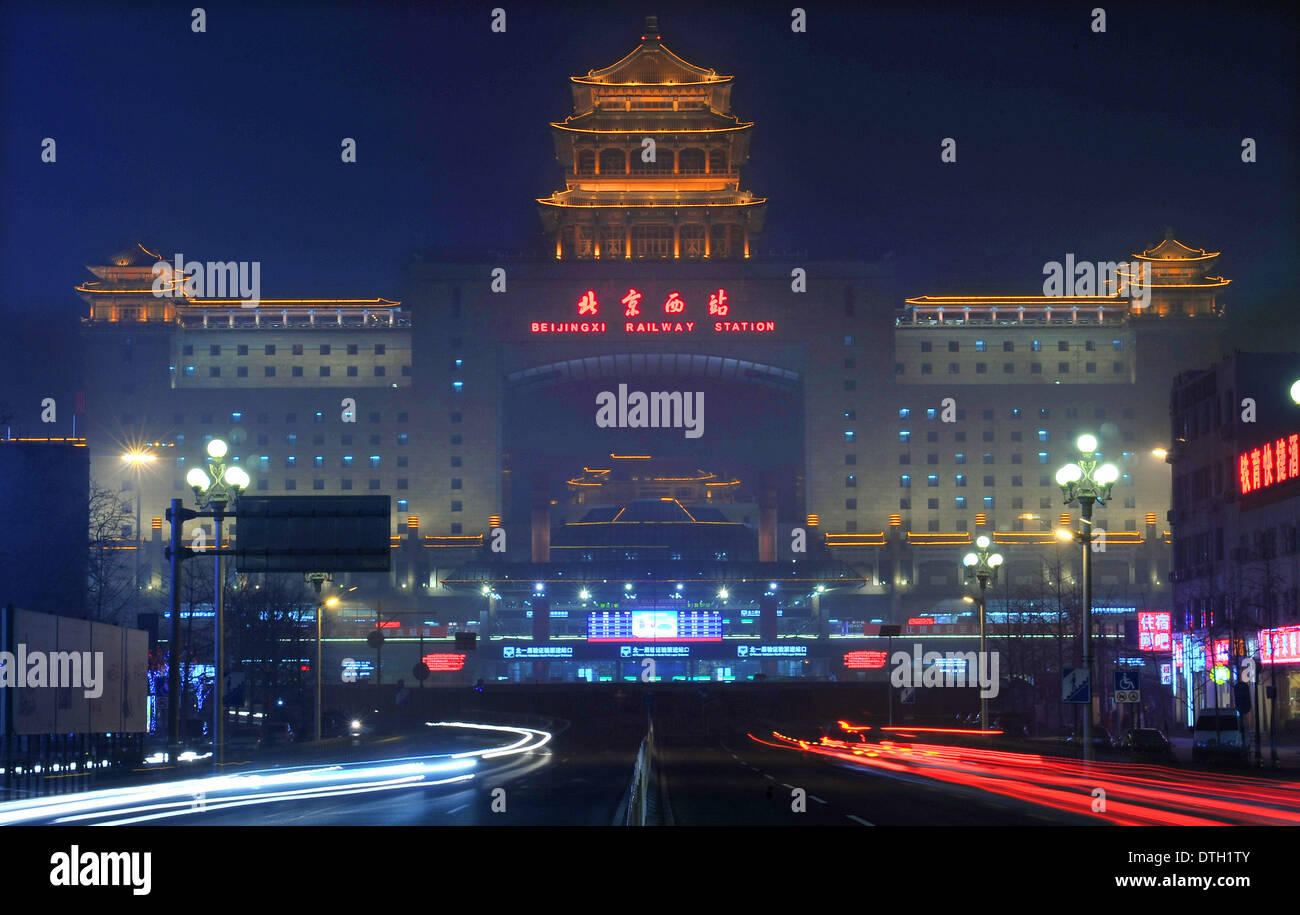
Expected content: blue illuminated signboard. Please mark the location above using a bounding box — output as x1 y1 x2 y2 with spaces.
588 611 721 642
737 645 808 658
503 646 574 659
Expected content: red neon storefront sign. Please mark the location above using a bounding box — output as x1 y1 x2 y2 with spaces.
1239 432 1299 495
1260 626 1300 664
1138 611 1171 652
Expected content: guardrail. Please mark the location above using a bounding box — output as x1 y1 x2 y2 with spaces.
618 716 673 826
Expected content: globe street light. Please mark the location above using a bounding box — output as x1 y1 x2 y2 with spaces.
188 438 250 762
962 534 1003 730
1056 433 1119 763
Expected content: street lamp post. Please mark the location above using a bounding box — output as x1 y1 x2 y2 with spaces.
1055 433 1119 763
122 450 158 595
185 439 250 764
963 535 1003 730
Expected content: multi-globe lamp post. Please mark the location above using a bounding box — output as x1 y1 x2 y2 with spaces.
1054 433 1119 763
962 535 1003 730
184 438 250 762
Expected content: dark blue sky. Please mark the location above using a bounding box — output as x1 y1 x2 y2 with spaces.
1 0 1296 425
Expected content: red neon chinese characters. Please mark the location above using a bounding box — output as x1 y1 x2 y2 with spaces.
1213 639 1230 667
621 288 642 317
1239 432 1300 495
1138 611 1171 652
663 292 685 314
577 290 598 316
708 288 729 316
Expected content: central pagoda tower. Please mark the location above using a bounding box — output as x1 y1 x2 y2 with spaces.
538 16 767 261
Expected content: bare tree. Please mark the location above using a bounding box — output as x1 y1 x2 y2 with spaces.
86 480 134 622
226 573 313 738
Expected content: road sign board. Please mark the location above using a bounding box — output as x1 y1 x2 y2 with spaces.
899 686 916 704
1113 670 1140 703
1062 667 1091 703
234 495 391 573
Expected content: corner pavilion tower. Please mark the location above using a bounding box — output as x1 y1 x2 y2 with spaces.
538 16 766 260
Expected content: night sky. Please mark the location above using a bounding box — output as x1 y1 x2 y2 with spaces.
1 0 1295 432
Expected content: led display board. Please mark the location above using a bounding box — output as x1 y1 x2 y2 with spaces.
587 611 722 642
420 653 466 672
843 650 889 669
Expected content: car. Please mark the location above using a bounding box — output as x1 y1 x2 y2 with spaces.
1065 726 1117 751
1191 710 1249 765
1121 727 1176 762
991 713 1031 738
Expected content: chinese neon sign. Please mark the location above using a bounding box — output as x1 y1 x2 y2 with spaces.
1260 625 1300 664
907 617 935 625
1238 432 1299 495
1213 638 1230 667
528 287 775 335
843 650 889 669
1138 611 1171 652
1173 638 1185 668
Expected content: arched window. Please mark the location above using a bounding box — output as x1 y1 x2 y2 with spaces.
708 148 728 174
599 148 625 176
679 148 706 174
576 149 596 175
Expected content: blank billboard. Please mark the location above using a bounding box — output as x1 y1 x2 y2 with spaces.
234 495 391 572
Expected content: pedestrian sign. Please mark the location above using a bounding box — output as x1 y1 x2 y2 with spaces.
1062 667 1091 703
1114 670 1140 703
900 686 916 705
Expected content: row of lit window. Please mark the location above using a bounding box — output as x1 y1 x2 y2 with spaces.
181 343 389 356
895 407 1133 421
895 451 1138 465
916 339 1125 353
893 495 1138 510
843 517 1141 532
897 472 1133 487
167 411 410 424
897 362 1125 375
901 430 1052 443
170 432 411 447
179 364 409 379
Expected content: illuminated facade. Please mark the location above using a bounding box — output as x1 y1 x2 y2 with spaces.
76 23 1246 687
539 16 765 261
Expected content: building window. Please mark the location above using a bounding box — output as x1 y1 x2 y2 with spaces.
900 475 911 488
1112 339 1124 351
900 498 910 510
983 453 994 464
375 366 386 377
955 496 967 509
983 430 995 442
313 456 324 467
898 408 910 419
265 345 276 355
182 344 194 356
1010 431 1023 443
293 344 304 356
844 431 856 443
285 456 296 467
257 479 268 491
285 433 297 445
984 475 995 487
1003 363 1014 374
1037 452 1050 463
983 496 994 509
1012 475 1023 486
237 344 248 356
341 434 353 445
1058 362 1069 373
921 363 932 374
1011 453 1023 464
927 474 939 487
899 431 911 442
320 366 330 377
894 363 905 375
976 363 987 374
451 412 463 424
369 455 381 468
450 501 462 512
1031 363 1042 374
928 498 939 509
398 433 409 445
313 479 324 490
921 341 932 352
341 479 352 490
845 410 857 421
450 434 462 445
342 456 353 467
955 474 966 487
236 366 248 377
375 344 386 355
209 366 221 377
397 478 408 489
948 363 959 374
292 366 303 377
927 431 938 443
1057 341 1068 351
369 479 381 491
1002 341 1014 352
285 479 297 490
1031 341 1041 352
845 498 858 510
927 453 938 465
1084 340 1095 351
320 344 331 355
844 379 856 390
451 478 463 490
975 340 986 352
1113 362 1124 373
844 335 855 346
948 341 959 352
900 453 911 465
265 366 275 377
396 499 408 511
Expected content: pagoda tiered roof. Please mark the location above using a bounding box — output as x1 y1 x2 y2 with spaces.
551 108 751 135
